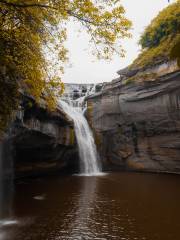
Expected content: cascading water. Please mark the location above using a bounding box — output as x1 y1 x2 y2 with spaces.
0 142 3 219
0 138 17 230
59 99 101 176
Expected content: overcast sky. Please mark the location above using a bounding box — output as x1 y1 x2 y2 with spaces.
62 0 175 84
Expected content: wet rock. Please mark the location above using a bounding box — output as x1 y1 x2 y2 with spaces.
9 96 79 179
63 83 94 99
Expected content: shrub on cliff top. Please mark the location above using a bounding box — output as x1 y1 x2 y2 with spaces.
132 0 180 68
140 1 180 49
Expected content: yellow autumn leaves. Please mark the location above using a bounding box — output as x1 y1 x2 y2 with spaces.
0 0 131 130
132 0 180 68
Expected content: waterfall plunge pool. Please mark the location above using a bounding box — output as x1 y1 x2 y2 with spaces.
1 172 180 240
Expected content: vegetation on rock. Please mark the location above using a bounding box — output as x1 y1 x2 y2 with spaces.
0 0 131 132
132 0 180 68
170 37 180 66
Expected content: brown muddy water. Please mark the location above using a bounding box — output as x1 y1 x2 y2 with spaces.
1 172 180 240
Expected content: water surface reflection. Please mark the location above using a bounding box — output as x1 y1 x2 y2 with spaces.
56 177 98 239
1 173 180 240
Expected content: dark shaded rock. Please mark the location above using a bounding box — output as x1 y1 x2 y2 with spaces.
117 66 140 78
73 92 80 100
87 61 180 174
95 84 103 93
8 96 79 179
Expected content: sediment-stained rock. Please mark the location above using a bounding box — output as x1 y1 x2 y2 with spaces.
87 61 180 173
9 96 79 179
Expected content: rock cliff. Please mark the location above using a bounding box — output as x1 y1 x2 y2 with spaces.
87 60 180 173
2 95 79 179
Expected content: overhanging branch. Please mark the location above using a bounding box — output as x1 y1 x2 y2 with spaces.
0 1 105 27
0 0 54 9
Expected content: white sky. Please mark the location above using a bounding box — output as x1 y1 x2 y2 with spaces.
62 0 175 84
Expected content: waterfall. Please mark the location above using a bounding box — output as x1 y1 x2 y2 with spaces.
59 100 101 176
0 141 3 219
0 138 17 229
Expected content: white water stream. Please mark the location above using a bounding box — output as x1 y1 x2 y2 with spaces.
59 99 101 176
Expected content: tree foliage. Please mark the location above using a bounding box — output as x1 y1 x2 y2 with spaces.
131 0 180 69
0 0 131 131
139 0 180 49
170 36 180 66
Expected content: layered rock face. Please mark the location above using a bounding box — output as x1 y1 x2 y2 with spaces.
8 96 79 179
87 61 180 173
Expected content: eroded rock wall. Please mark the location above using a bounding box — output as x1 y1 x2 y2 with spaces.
87 62 180 173
8 96 79 179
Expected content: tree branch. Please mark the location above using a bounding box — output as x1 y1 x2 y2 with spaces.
66 10 97 25
0 0 55 9
0 0 106 28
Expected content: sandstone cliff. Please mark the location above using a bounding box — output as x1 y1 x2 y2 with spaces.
87 60 180 173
